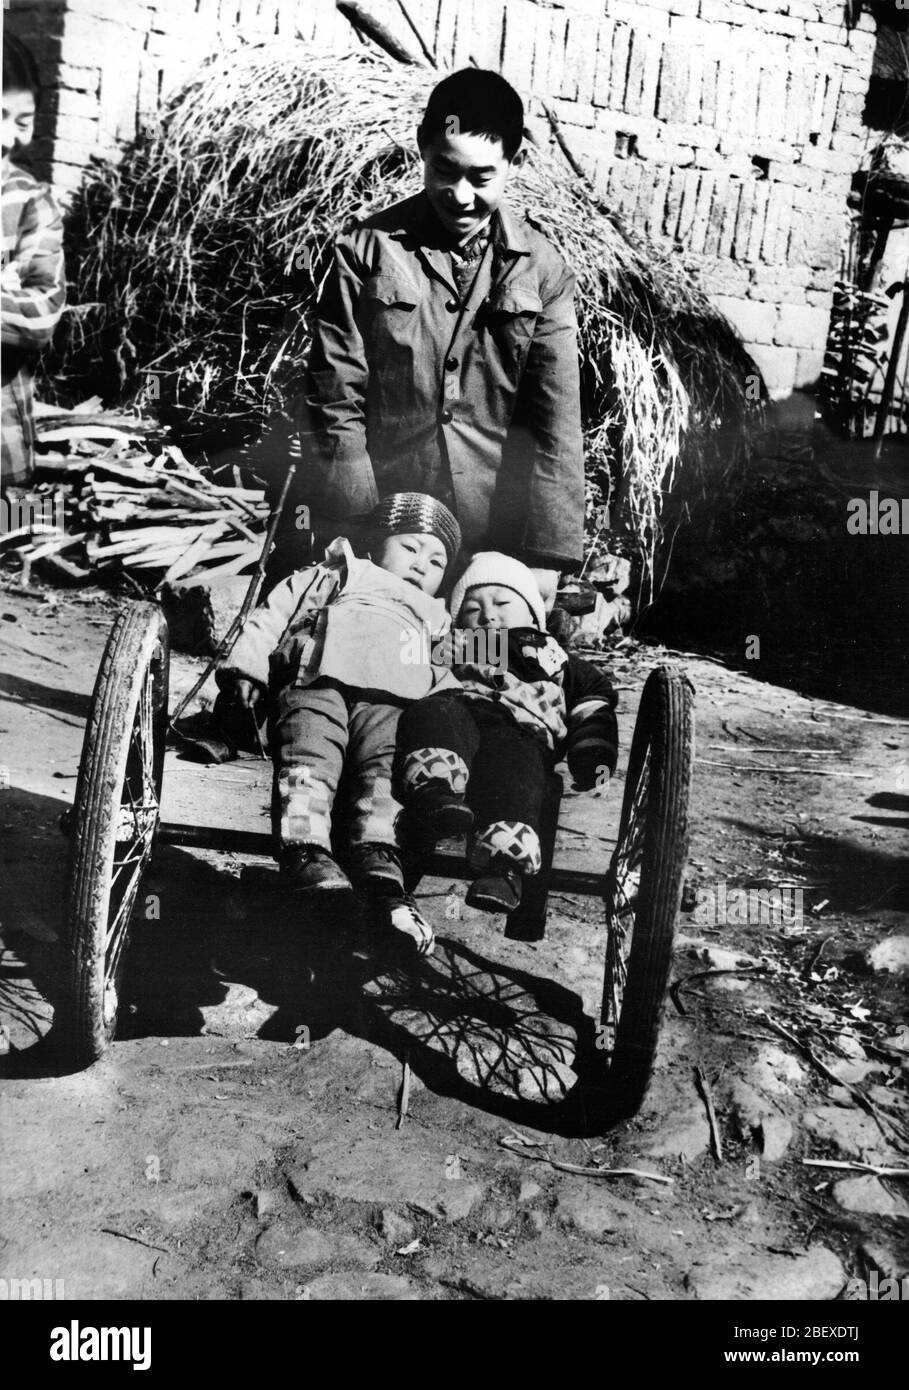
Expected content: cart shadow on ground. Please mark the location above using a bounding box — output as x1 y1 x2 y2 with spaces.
1 824 618 1133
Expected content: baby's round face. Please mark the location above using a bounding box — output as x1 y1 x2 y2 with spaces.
373 532 447 596
459 584 536 629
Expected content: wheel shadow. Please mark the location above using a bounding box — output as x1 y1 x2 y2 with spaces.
2 824 616 1133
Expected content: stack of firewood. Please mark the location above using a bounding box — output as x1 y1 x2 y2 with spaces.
1 402 269 587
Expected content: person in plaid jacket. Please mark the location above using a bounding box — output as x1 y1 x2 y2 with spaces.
2 35 66 492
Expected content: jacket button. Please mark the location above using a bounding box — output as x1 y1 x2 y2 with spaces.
445 355 459 371
445 298 459 312
440 408 453 424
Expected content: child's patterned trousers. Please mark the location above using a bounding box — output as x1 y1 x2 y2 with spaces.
395 694 550 875
270 678 403 855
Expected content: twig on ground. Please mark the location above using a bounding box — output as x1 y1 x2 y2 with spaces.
803 936 835 979
802 1159 909 1178
499 1133 673 1184
100 1228 171 1255
670 965 766 1013
756 1011 909 1147
698 759 872 778
694 1066 723 1164
396 1051 411 1130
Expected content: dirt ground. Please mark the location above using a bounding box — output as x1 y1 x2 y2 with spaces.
1 581 907 1302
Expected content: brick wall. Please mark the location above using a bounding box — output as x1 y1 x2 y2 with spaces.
6 0 880 399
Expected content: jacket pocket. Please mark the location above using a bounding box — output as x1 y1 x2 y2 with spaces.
478 283 542 384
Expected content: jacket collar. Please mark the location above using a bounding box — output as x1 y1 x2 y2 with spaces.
390 191 531 258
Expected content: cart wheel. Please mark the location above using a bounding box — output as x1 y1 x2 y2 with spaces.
599 665 694 1119
65 602 170 1066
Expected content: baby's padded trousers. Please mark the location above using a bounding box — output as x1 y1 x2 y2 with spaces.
270 677 403 855
396 694 550 875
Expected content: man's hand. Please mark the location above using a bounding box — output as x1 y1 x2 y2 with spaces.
231 679 262 710
529 567 559 614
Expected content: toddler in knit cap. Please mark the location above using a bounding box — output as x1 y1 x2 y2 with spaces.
395 552 620 914
216 493 461 955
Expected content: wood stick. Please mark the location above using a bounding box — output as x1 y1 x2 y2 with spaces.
694 1066 724 1163
336 0 420 63
396 1052 411 1130
394 0 436 65
802 1159 909 1178
498 1134 673 1185
757 1011 909 1147
698 759 873 778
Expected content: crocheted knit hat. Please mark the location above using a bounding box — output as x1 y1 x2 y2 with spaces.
449 552 546 630
365 492 461 568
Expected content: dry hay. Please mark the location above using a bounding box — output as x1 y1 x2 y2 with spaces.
52 41 760 603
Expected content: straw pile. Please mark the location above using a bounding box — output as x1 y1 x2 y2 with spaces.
53 40 760 603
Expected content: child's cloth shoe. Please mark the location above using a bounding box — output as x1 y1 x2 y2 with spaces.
466 855 523 913
280 846 353 895
404 787 474 846
350 843 405 896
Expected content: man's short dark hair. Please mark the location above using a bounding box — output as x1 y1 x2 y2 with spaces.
3 34 41 99
418 69 524 161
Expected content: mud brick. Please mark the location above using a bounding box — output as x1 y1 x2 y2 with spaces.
549 97 595 130
715 177 740 260
699 0 750 23
647 166 673 234
684 44 704 126
609 23 633 110
785 65 814 147
625 30 658 118
801 145 860 175
787 0 820 18
547 7 570 101
748 12 803 37
591 17 615 107
806 20 847 44
760 184 782 264
656 41 690 122
757 67 788 144
567 12 599 105
818 66 842 146
705 261 750 295
669 0 699 13
667 15 708 43
729 58 759 143
662 167 686 239
744 0 795 12
703 172 729 258
48 87 101 121
700 56 719 127
615 160 645 219
774 303 830 348
693 142 725 169
529 3 552 92
732 177 755 262
746 180 770 263
713 54 736 133
713 295 777 345
434 0 460 69
501 5 534 90
771 183 793 263
57 64 102 95
675 167 701 243
688 171 716 255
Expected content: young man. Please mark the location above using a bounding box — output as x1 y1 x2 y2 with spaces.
1 35 66 492
297 67 585 610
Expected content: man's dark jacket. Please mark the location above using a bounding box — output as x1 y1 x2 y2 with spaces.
299 191 585 570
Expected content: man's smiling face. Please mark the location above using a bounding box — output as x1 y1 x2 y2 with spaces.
419 129 513 242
